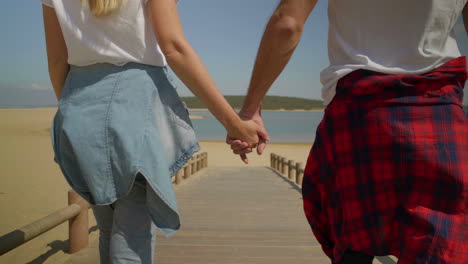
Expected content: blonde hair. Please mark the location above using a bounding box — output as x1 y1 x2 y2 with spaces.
83 0 124 17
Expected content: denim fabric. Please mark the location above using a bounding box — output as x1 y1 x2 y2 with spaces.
50 62 200 236
92 177 157 264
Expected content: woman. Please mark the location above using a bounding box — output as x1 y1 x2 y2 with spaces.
40 0 259 263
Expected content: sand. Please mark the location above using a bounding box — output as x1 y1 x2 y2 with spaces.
188 115 205 119
0 108 312 264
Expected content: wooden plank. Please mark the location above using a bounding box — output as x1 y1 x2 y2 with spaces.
155 167 325 264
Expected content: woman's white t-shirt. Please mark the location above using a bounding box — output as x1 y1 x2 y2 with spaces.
39 0 166 67
322 0 467 105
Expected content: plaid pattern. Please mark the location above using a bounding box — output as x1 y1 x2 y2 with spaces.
302 57 468 264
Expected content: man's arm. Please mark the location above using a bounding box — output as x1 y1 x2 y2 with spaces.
42 5 69 100
227 0 317 162
463 3 468 34
240 0 318 115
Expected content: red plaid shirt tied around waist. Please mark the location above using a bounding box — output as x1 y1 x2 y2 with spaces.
302 57 468 264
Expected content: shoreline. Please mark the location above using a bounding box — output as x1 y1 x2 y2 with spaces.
0 107 324 120
0 107 324 112
199 140 311 145
189 108 324 112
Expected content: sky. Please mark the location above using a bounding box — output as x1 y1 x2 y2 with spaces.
0 1 467 107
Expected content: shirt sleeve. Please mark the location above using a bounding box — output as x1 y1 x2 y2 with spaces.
39 0 54 8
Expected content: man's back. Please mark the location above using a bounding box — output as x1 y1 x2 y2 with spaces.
234 0 468 262
321 0 467 105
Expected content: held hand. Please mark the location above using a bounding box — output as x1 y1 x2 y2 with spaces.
226 139 253 164
226 119 259 151
239 109 270 154
226 109 270 164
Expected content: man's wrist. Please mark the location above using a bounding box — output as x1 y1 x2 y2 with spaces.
239 105 261 119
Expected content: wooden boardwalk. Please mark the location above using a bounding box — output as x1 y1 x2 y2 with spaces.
156 167 326 264
66 167 397 264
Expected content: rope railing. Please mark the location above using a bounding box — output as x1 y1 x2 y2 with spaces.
0 152 208 256
270 153 304 186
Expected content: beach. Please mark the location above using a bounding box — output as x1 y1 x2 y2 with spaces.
0 108 312 263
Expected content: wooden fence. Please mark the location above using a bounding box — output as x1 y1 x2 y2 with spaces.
270 153 304 186
0 152 208 256
174 153 208 184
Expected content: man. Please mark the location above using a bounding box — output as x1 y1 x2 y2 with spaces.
229 1 468 263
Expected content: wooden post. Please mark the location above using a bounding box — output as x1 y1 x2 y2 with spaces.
191 157 196 173
277 155 281 172
184 164 191 179
200 153 205 169
273 154 277 170
175 170 183 185
281 157 286 175
275 155 279 171
270 153 274 168
276 155 280 170
204 153 208 168
68 190 89 254
296 162 304 186
199 154 203 169
288 160 294 180
276 155 280 171
196 154 201 171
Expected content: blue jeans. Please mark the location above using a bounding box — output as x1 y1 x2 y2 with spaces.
91 176 157 264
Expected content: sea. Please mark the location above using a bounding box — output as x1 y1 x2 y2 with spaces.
189 110 324 143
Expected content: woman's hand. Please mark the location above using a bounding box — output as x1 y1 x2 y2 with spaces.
226 108 270 164
238 108 270 154
226 119 259 148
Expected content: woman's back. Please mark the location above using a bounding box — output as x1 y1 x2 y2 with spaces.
40 0 166 67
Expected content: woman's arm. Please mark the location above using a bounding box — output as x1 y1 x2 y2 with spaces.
42 5 69 100
146 0 258 144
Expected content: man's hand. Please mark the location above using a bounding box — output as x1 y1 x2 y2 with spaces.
226 108 270 164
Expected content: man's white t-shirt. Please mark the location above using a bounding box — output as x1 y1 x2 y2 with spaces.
39 0 167 67
322 0 467 105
